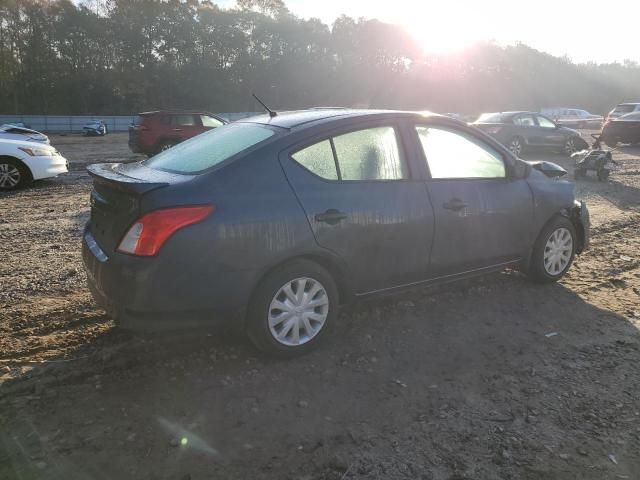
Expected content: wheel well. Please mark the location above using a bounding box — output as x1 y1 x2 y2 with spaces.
0 155 33 182
250 254 352 309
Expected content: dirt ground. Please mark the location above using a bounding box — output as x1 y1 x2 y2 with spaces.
1 132 639 480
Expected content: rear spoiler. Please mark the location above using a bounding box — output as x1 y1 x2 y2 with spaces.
87 163 186 195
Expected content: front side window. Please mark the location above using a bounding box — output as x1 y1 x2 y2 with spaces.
536 115 556 128
291 126 407 181
201 115 224 128
416 126 506 179
145 123 275 174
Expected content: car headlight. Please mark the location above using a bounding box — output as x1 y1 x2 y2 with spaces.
18 146 56 157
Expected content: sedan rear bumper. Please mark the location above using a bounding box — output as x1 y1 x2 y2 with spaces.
82 227 257 330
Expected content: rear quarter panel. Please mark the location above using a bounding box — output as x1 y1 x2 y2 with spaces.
137 142 322 313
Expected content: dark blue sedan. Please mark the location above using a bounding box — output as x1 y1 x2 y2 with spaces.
83 110 589 356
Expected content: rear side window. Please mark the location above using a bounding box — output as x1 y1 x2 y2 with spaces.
173 115 196 126
145 123 275 174
291 127 407 181
417 126 505 179
291 140 338 180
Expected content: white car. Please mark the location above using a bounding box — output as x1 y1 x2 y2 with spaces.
0 139 68 190
0 124 50 144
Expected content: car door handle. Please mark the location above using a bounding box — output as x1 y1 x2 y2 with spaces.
314 209 348 225
443 199 467 211
172 128 182 132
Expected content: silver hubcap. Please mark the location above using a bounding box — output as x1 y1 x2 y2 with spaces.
543 227 573 276
0 163 20 188
565 139 576 154
509 139 522 156
268 277 329 346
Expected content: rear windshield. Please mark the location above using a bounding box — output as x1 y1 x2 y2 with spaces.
144 123 276 174
476 113 507 122
614 104 637 114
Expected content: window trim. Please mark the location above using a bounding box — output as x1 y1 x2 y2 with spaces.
287 123 412 184
414 124 509 182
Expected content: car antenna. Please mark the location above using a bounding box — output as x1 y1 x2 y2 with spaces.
253 93 277 118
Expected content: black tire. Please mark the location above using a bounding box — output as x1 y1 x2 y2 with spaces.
597 169 610 181
508 137 525 157
528 216 576 283
0 157 31 191
574 168 586 179
246 259 339 357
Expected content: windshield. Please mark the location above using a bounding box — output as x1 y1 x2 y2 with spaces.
144 123 276 174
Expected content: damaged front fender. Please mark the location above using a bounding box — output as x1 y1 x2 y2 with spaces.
565 200 590 253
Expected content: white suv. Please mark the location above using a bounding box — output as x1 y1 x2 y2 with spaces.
0 139 68 190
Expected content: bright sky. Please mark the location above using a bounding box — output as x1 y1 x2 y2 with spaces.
217 0 638 63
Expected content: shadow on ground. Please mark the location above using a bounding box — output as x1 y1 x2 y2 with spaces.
2 274 639 480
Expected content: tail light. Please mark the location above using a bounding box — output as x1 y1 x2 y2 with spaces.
117 205 214 257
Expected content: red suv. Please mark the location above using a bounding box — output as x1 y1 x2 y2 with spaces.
128 111 227 156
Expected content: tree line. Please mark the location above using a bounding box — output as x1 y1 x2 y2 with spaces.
1 0 639 116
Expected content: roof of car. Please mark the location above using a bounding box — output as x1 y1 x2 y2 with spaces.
238 109 451 129
138 110 221 116
617 103 640 106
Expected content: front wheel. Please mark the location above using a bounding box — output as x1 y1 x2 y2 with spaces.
0 158 30 191
528 216 576 283
246 260 339 357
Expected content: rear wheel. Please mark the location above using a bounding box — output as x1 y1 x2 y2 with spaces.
0 158 30 191
246 260 338 357
528 216 576 283
508 137 524 157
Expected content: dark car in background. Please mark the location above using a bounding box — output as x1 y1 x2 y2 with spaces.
606 102 640 122
128 110 227 156
84 109 589 357
601 112 640 147
473 111 587 157
540 108 603 129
